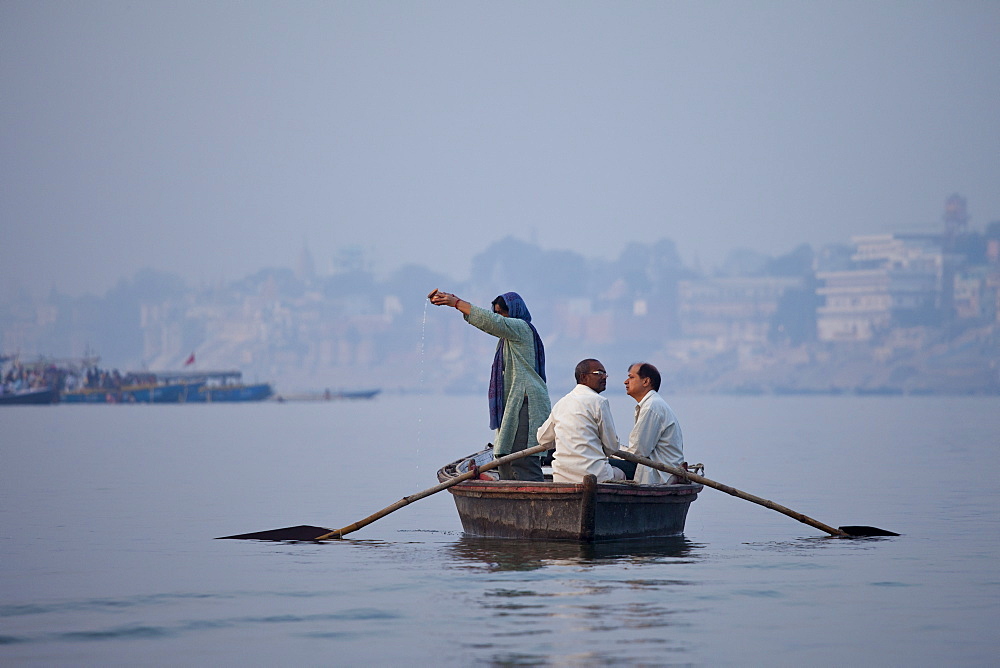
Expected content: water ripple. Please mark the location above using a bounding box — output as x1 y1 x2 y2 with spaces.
1 602 401 645
0 592 224 618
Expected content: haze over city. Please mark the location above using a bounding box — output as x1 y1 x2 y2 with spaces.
3 1 999 300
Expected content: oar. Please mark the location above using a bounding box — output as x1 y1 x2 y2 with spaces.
218 443 554 542
609 449 898 538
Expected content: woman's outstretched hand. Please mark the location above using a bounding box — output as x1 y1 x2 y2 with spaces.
428 289 458 307
427 290 470 313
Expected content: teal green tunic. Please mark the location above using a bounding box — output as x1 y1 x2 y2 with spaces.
464 305 552 456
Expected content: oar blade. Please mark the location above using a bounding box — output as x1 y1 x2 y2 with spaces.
838 525 900 537
216 525 336 541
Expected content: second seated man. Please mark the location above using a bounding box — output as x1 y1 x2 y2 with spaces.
622 362 685 484
536 358 627 483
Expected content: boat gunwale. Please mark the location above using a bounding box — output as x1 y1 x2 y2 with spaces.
445 478 703 498
438 448 703 499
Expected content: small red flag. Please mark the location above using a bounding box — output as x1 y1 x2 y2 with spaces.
184 353 195 366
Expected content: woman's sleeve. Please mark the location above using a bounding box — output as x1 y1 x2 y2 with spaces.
464 305 528 341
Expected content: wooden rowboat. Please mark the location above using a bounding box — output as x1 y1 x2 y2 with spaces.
437 448 702 542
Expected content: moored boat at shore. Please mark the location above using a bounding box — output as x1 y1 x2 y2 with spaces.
0 386 58 405
274 388 381 402
155 370 273 402
324 388 380 400
2 356 275 405
437 448 702 541
186 382 273 402
1 355 70 405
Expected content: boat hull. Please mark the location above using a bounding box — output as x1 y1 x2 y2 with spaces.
123 382 200 403
438 450 701 542
58 388 113 403
186 383 273 402
60 382 201 403
0 387 58 405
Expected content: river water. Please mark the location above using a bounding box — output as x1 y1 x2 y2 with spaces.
2 394 998 666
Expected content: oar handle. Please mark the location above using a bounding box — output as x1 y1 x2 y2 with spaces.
313 443 554 540
609 449 848 538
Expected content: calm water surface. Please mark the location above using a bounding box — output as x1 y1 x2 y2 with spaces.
2 395 998 666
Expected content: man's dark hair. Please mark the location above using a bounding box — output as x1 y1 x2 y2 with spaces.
575 358 600 383
632 362 661 392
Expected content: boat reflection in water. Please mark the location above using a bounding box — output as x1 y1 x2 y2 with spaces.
446 535 701 573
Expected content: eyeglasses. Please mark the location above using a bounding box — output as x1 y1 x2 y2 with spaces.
588 370 608 377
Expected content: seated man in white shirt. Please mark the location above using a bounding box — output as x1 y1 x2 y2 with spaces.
621 362 685 484
536 359 627 483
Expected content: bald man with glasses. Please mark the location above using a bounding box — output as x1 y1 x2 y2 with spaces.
536 358 627 483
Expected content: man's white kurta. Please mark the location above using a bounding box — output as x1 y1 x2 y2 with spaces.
537 384 621 483
625 390 684 485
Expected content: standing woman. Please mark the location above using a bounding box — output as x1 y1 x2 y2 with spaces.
428 289 551 481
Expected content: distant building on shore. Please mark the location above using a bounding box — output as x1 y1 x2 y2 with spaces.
678 276 804 344
816 234 942 342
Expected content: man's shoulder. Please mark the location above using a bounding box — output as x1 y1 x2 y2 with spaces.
637 391 669 416
646 390 669 407
575 385 606 403
552 386 581 408
555 385 601 405
651 392 679 417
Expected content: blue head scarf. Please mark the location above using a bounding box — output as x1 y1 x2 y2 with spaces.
488 292 546 430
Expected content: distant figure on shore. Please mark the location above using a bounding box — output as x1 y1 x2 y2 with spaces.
536 358 626 483
428 289 551 482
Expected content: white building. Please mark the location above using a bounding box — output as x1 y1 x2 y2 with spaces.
816 235 942 342
678 276 804 344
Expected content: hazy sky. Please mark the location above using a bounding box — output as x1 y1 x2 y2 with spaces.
3 1 999 297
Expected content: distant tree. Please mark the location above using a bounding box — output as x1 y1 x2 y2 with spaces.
952 232 987 265
769 279 820 345
814 243 854 272
55 269 190 366
383 264 456 315
319 270 381 317
766 243 815 277
468 236 588 300
612 238 686 294
717 248 769 276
